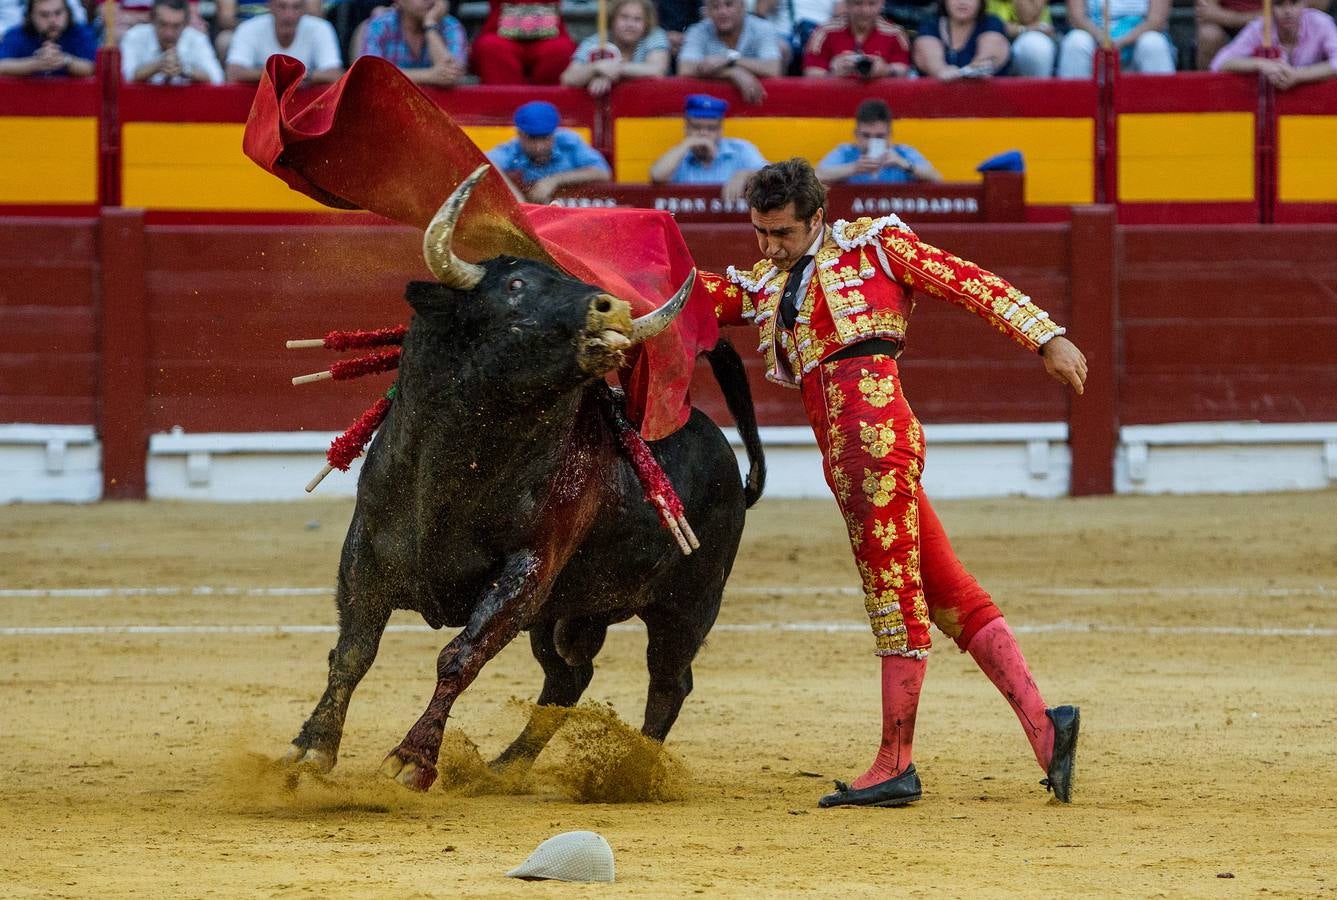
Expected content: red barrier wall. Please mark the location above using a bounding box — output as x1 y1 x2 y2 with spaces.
0 220 99 424
8 214 1337 497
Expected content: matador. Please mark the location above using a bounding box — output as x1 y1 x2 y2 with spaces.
697 159 1086 807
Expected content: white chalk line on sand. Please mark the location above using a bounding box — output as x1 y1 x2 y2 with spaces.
0 584 1329 599
3 622 1335 638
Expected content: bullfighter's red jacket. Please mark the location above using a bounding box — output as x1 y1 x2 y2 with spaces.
698 214 1067 387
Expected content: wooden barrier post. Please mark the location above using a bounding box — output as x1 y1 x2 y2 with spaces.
95 45 122 208
98 208 149 499
1067 205 1118 495
1093 47 1120 206
981 170 1025 222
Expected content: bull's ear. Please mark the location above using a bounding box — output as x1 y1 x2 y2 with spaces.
405 280 452 315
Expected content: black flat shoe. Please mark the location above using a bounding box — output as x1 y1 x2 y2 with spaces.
1041 705 1080 803
818 763 922 808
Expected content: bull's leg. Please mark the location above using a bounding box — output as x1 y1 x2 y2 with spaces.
285 586 392 772
490 617 606 772
380 551 543 791
640 611 704 742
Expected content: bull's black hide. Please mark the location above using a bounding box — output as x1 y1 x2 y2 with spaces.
285 255 764 792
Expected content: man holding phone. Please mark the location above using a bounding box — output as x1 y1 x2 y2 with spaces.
815 98 942 184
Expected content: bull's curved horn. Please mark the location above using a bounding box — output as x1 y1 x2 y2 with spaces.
628 269 696 344
422 164 488 289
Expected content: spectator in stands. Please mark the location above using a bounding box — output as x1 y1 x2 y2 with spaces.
470 0 576 84
486 100 612 203
803 0 912 79
215 0 320 61
1191 0 1328 70
816 98 943 183
648 93 767 201
657 0 701 60
1210 0 1337 87
989 0 1058 75
121 0 224 83
912 0 1012 79
103 0 208 44
226 0 343 82
356 0 466 86
752 0 838 73
0 0 84 39
677 0 783 104
0 0 95 76
560 0 669 96
1057 0 1176 76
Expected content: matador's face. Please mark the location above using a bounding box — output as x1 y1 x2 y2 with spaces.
750 203 825 271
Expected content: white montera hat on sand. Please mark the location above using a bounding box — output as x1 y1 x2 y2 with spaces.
505 831 616 883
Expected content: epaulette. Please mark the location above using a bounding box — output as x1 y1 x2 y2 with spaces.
832 215 915 251
726 258 781 295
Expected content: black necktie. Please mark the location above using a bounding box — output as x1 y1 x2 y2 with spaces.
778 255 813 330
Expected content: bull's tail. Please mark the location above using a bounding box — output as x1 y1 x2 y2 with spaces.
704 338 766 508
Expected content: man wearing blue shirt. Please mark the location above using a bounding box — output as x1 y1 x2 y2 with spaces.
648 93 767 201
486 101 611 204
0 0 96 77
815 98 942 185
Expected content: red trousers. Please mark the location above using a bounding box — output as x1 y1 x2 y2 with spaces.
801 354 1002 656
472 32 576 84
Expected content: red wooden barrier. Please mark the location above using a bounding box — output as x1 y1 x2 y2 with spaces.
98 208 149 498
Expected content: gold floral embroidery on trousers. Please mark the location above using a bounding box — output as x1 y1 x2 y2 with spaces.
859 419 895 458
857 369 896 407
862 468 897 507
872 516 897 550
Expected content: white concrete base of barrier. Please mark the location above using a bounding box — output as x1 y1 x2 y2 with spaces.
0 425 102 503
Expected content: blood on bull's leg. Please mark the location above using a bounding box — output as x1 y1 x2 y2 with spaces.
490 618 605 772
285 576 392 772
381 551 545 791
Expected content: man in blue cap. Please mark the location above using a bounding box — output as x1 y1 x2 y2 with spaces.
648 93 767 202
486 100 611 203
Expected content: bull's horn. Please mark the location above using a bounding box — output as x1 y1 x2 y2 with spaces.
629 269 696 344
422 164 488 289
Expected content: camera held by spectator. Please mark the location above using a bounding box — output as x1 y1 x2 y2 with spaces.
852 53 874 75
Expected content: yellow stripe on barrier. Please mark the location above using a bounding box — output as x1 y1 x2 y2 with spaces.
1279 115 1337 202
615 116 1093 206
0 117 97 204
122 122 592 211
1118 112 1254 202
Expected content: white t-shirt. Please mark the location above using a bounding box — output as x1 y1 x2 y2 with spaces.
121 22 224 84
225 13 342 72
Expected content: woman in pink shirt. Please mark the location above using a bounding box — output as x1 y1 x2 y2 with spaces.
1210 0 1337 89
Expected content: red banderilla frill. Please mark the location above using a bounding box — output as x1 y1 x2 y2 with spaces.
285 325 407 352
286 329 404 492
603 389 700 556
291 348 402 386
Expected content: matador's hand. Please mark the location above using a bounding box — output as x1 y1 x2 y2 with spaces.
1042 335 1087 394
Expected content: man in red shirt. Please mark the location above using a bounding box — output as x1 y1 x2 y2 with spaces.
802 0 910 78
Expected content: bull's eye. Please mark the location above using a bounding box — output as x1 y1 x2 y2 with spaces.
595 298 612 313
508 277 525 293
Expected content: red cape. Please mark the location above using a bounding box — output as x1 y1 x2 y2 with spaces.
242 55 718 440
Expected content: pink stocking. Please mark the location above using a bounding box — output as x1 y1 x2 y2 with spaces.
967 617 1054 770
851 654 926 789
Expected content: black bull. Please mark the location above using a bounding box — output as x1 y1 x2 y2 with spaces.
284 184 765 791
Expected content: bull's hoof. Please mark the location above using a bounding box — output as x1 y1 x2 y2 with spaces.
283 743 335 773
379 750 438 792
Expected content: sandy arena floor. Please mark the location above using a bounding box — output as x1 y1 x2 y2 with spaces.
1 491 1335 898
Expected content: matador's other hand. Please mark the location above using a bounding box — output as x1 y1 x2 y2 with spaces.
1042 335 1087 394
